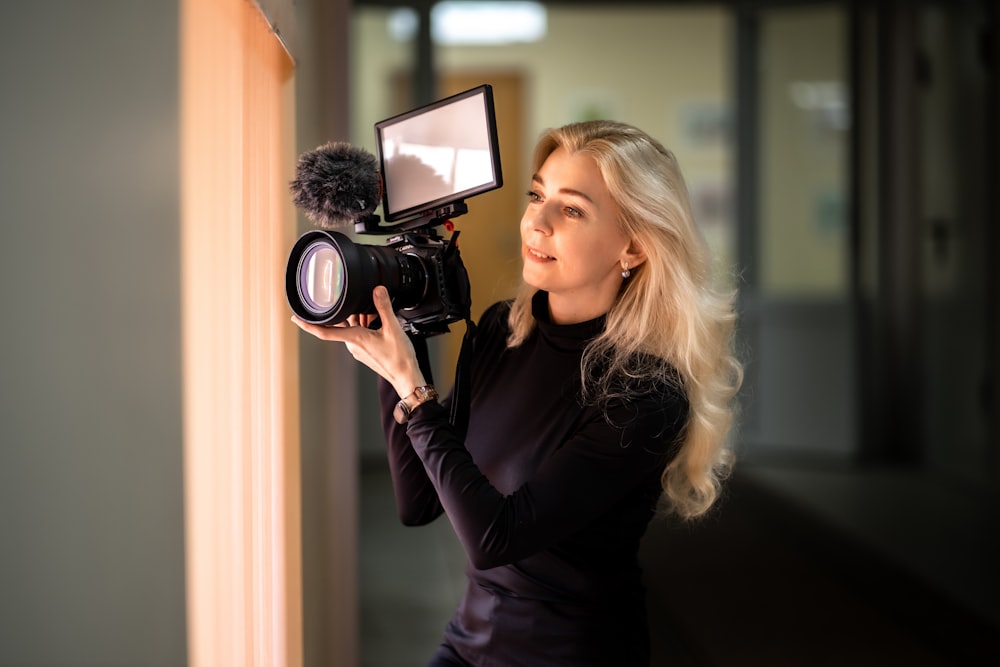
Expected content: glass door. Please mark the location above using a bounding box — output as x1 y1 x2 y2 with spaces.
736 3 856 462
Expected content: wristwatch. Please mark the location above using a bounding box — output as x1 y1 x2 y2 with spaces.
393 385 439 424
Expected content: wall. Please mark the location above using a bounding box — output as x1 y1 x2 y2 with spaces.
0 1 186 665
352 7 730 164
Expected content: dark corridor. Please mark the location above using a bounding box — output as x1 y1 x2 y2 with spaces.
641 468 1000 665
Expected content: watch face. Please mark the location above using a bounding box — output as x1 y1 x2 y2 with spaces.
394 386 438 424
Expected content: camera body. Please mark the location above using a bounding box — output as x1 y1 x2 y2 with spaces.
383 227 471 336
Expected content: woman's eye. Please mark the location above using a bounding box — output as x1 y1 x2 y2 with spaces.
564 206 582 218
526 190 542 203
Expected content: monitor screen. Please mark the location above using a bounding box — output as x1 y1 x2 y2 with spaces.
375 85 503 222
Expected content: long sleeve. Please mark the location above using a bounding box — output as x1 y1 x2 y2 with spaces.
377 376 444 525
404 388 684 570
377 297 687 569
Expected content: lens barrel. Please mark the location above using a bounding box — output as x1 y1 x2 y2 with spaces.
285 230 427 325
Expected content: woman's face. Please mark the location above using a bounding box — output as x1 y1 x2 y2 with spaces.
520 146 640 324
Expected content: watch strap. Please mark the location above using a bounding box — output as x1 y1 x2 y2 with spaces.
393 385 438 424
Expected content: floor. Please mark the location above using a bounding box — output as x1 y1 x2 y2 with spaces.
359 461 1000 666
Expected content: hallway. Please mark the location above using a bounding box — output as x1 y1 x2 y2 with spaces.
359 463 1000 666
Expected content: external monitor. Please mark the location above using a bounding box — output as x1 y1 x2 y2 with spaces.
374 84 503 223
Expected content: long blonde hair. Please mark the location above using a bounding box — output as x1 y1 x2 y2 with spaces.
507 121 742 519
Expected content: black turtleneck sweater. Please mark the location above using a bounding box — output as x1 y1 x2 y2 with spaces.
377 291 689 666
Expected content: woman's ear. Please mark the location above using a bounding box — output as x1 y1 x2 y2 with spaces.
622 239 647 269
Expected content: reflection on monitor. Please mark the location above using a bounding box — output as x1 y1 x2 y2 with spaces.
375 85 503 222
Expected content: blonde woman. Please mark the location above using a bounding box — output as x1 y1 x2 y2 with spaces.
294 120 742 666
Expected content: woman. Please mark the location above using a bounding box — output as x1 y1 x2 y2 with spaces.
293 120 743 666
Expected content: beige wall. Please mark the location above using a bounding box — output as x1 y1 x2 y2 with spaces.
353 7 729 173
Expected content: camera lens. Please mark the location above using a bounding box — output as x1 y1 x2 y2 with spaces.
286 229 428 325
298 241 345 314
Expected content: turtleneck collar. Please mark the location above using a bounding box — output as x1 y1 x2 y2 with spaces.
530 290 606 352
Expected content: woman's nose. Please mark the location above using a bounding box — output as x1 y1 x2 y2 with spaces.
522 204 552 235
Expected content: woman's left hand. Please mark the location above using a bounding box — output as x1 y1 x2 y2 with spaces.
291 285 427 399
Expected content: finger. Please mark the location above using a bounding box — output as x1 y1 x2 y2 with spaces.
291 315 322 337
291 315 351 342
372 286 398 326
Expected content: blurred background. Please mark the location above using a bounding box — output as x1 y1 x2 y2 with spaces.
0 1 997 666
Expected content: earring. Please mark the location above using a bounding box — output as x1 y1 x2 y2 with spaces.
621 261 631 279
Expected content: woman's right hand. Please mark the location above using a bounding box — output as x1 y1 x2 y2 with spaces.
291 286 428 401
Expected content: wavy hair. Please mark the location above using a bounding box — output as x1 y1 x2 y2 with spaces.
507 121 743 519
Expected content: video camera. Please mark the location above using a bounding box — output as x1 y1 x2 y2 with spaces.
285 84 503 337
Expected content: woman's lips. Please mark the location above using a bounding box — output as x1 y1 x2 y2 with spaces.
526 247 554 262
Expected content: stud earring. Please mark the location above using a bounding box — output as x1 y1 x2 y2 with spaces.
621 261 631 279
